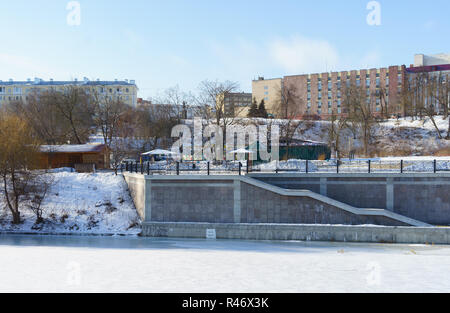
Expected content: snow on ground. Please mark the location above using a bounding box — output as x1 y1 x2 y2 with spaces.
0 235 449 293
258 159 318 172
0 172 141 235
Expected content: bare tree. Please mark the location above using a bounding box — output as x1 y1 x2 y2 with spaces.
196 80 240 150
344 83 377 156
328 110 349 159
50 86 94 144
0 113 40 224
27 176 54 226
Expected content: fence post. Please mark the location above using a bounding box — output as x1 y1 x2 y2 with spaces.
368 160 371 174
176 162 180 176
400 160 403 174
135 162 138 173
140 162 144 175
239 162 242 176
147 162 150 176
434 159 437 174
306 160 309 174
275 160 279 174
125 162 128 172
246 161 249 174
336 160 339 174
207 162 210 176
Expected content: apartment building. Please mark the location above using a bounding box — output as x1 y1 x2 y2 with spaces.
252 77 282 117
0 78 139 107
253 67 405 120
285 66 405 119
217 92 252 118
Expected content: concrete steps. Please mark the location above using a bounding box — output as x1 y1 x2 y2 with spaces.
240 176 432 228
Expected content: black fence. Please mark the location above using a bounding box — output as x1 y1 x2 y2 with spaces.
121 159 450 176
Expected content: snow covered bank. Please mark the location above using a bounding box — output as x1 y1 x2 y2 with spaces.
0 172 141 235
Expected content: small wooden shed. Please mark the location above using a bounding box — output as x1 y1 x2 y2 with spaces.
39 144 109 172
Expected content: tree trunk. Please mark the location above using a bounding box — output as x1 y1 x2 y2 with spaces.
446 117 450 140
429 115 443 139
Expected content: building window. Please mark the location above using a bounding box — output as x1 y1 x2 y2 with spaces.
318 92 322 99
264 91 269 95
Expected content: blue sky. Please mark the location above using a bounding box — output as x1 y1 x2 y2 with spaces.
0 0 449 99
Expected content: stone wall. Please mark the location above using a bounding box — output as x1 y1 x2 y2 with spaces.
250 173 450 225
123 174 426 227
142 222 450 245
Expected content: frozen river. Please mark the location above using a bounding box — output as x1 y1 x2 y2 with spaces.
0 234 449 293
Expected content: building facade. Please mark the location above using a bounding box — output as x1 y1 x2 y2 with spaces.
217 92 252 117
253 68 405 120
0 78 138 107
252 54 450 120
252 77 282 117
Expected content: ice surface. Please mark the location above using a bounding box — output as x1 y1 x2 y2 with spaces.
0 235 449 293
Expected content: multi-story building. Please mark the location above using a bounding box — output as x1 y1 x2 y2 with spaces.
217 92 252 118
253 67 405 120
253 53 450 120
252 77 282 117
0 77 139 107
406 54 450 115
137 98 198 119
284 66 405 119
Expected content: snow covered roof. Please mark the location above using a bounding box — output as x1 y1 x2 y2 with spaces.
40 144 107 154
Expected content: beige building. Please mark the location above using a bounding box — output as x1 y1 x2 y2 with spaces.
217 92 252 118
252 77 282 117
0 77 139 107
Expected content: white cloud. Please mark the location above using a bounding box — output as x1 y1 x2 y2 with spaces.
359 50 382 69
269 36 339 74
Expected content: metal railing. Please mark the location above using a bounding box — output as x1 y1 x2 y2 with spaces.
121 159 450 176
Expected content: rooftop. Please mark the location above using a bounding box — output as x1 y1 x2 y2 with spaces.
0 78 137 86
40 144 107 154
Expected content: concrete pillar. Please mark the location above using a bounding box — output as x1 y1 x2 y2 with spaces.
320 178 327 196
386 177 394 211
233 179 241 223
145 178 152 221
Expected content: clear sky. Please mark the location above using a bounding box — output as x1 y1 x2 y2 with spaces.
0 0 449 99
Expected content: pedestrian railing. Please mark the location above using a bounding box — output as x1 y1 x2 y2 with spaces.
121 159 450 176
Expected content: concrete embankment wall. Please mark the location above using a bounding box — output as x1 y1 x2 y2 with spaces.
123 173 428 227
142 222 450 245
249 173 450 225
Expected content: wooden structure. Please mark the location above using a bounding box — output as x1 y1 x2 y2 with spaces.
39 144 109 172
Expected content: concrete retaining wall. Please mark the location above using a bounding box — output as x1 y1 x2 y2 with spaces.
142 222 450 245
123 173 428 227
250 173 450 225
